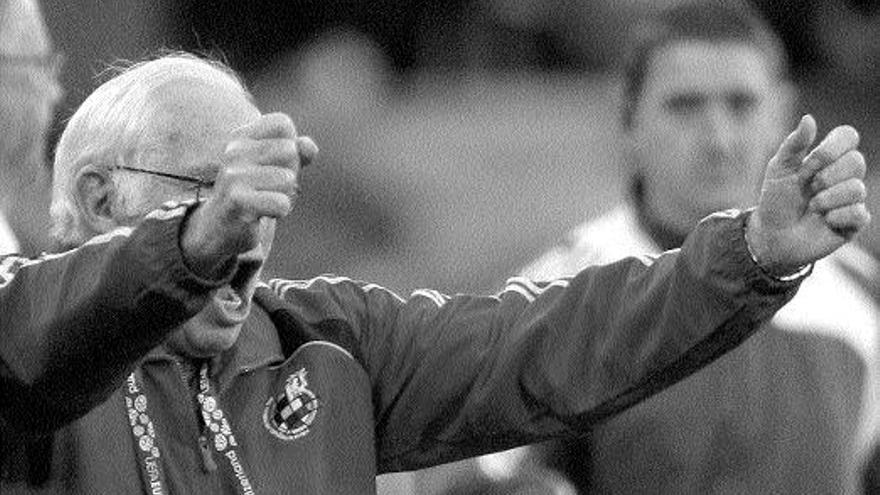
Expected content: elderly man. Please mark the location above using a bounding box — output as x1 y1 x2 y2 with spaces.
0 52 869 493
0 0 62 256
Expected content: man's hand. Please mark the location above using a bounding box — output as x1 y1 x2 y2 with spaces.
747 115 870 276
181 112 318 278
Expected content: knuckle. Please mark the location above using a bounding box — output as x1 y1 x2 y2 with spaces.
266 193 291 217
834 206 853 221
855 180 868 200
224 138 250 156
838 180 863 202
280 167 298 187
226 182 249 204
279 195 293 214
256 139 298 166
849 205 866 224
843 149 865 169
805 148 830 170
814 147 835 164
849 203 865 218
852 151 867 174
272 139 298 164
219 166 248 190
851 149 865 164
254 140 274 163
284 138 299 157
267 112 296 134
851 176 866 188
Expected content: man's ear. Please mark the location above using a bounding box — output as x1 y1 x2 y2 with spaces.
73 164 119 235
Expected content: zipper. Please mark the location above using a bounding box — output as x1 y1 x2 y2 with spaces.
174 359 219 474
198 434 218 472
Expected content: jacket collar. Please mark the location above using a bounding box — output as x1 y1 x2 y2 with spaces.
143 284 284 390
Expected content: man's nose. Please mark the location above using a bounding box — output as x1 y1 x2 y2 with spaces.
702 104 736 153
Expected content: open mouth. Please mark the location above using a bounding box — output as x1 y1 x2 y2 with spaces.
214 259 263 313
231 259 261 292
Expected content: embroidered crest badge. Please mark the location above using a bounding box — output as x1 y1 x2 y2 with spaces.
263 368 319 440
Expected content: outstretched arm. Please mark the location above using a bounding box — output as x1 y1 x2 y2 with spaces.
0 208 236 434
348 117 871 471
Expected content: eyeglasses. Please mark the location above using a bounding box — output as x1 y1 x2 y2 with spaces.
115 166 215 201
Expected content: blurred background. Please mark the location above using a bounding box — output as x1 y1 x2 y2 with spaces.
37 0 880 492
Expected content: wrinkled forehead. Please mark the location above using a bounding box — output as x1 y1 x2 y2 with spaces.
142 77 261 173
0 0 52 56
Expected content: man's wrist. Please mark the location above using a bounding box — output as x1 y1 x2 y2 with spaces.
178 201 236 282
743 209 812 282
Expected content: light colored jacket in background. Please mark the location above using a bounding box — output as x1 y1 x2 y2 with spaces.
522 203 880 495
0 211 19 255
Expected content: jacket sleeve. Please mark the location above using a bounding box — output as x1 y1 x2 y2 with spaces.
280 210 805 472
0 204 236 434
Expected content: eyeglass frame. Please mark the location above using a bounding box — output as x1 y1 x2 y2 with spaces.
114 165 216 202
114 164 303 203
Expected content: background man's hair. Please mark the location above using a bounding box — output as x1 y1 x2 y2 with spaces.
621 0 788 129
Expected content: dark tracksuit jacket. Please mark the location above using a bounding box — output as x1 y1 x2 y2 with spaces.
0 204 802 493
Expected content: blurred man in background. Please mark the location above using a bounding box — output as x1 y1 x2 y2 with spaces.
514 1 879 493
0 0 62 256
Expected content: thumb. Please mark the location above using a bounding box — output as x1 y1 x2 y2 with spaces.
765 114 817 180
297 136 319 168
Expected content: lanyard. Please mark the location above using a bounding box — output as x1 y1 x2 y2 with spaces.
124 365 257 494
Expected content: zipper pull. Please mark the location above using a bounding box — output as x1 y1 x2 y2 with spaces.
198 435 218 472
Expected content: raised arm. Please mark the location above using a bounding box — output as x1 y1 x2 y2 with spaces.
353 116 869 471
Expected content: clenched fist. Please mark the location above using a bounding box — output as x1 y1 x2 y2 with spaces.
181 112 318 277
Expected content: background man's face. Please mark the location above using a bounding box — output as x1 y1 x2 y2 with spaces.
627 40 786 231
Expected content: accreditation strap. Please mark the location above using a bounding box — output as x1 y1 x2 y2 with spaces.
124 365 257 494
195 364 257 494
124 371 168 495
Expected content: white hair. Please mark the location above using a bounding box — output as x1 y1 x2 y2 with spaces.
50 52 252 248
